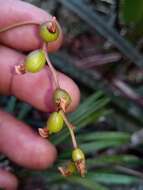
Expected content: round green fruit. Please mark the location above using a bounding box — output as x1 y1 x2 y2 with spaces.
25 49 46 73
39 21 59 43
53 88 71 108
67 162 76 174
72 148 85 162
47 112 64 134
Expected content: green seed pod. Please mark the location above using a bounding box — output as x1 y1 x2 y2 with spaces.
58 161 76 177
39 21 59 43
47 112 64 134
67 162 76 174
53 88 71 111
72 148 85 162
25 49 46 73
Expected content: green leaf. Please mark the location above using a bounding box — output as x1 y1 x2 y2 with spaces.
80 141 125 154
122 0 143 24
69 91 103 118
40 171 109 190
71 97 110 125
67 176 109 190
78 132 131 143
87 155 143 167
89 172 139 185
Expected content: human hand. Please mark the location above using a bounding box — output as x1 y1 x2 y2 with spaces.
0 0 80 189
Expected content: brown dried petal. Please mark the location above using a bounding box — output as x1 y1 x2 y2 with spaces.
47 16 56 33
38 127 49 138
75 159 86 177
58 162 76 177
58 166 72 177
15 64 26 74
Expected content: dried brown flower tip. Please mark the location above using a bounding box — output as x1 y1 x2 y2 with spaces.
15 64 26 74
38 127 49 138
75 159 86 177
47 16 56 33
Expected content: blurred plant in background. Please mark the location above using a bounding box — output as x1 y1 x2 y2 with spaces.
1 0 143 189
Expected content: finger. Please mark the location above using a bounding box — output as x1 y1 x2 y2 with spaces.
0 110 57 169
0 0 63 52
0 46 80 112
0 169 18 190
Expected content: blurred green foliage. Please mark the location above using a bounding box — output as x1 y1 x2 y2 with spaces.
121 0 143 24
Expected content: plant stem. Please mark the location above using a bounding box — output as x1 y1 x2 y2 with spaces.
43 43 60 88
60 110 78 149
0 21 40 33
0 18 79 152
42 43 77 149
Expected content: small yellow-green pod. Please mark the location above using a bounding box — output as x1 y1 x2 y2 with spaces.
39 22 59 43
47 112 64 134
25 49 46 73
53 88 71 108
72 148 85 162
67 162 76 174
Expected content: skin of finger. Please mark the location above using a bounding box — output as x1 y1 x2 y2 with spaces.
0 46 80 112
0 0 63 52
0 169 18 190
0 110 57 169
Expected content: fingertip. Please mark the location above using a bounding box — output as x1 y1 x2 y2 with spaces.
0 0 63 52
0 169 18 190
0 110 57 170
26 136 57 170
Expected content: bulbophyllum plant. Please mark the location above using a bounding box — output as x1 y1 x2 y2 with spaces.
0 16 86 177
